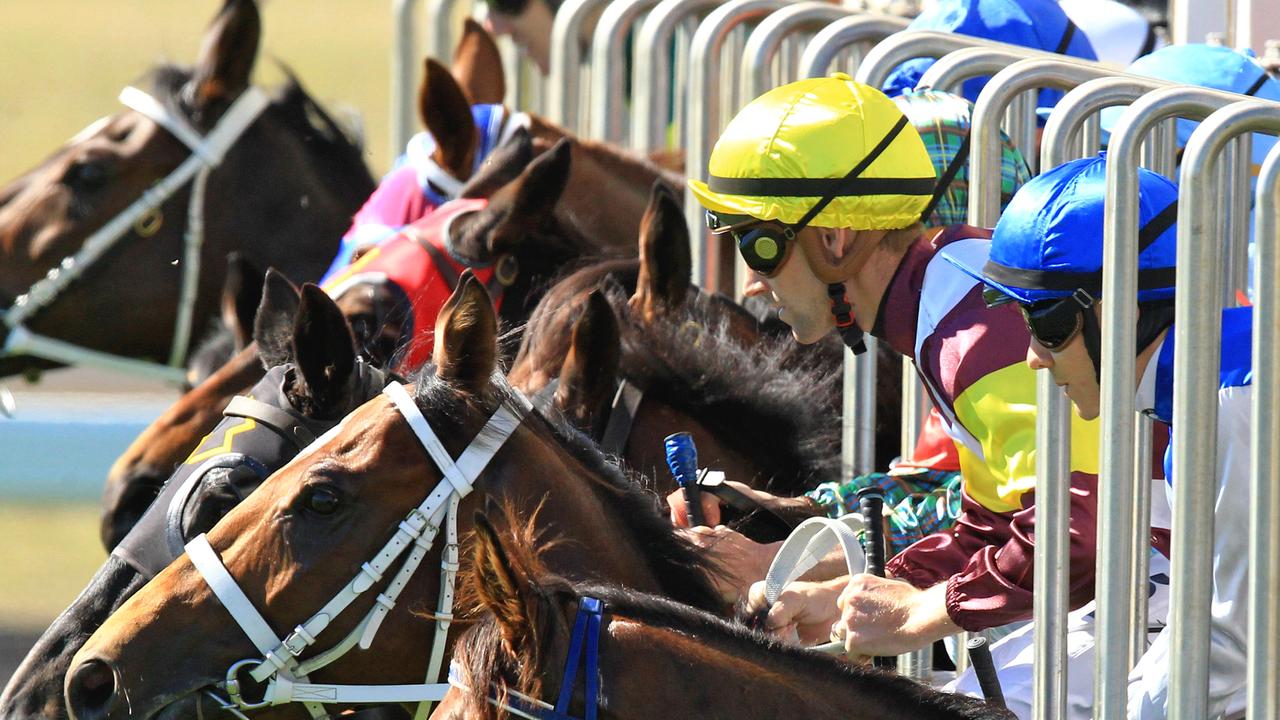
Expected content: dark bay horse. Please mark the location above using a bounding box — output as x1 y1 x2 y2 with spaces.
66 274 721 720
0 0 374 380
97 131 671 552
0 274 394 720
444 513 1015 720
508 185 844 507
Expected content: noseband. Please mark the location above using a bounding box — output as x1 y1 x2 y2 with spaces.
1 85 270 383
449 596 604 720
185 380 531 719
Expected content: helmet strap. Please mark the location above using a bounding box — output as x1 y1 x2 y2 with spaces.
827 283 866 354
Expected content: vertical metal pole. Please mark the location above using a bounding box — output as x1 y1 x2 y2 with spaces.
1230 134 1253 302
589 0 662 143
549 0 610 131
1128 413 1153 665
841 340 879 477
1033 377 1072 720
1218 140 1239 305
1248 137 1280 720
392 0 420 162
633 0 722 152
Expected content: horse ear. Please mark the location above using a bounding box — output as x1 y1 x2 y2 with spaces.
487 138 572 254
629 181 691 321
452 19 506 105
221 252 264 351
459 127 534 199
471 512 538 653
188 0 261 115
291 284 357 411
420 58 479 181
254 268 300 369
433 271 498 392
556 290 621 432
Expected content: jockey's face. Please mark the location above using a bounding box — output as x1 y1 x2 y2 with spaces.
483 0 555 73
741 224 834 345
1025 305 1102 420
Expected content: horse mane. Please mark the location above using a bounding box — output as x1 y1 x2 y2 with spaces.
456 576 1009 720
411 370 725 613
515 259 843 495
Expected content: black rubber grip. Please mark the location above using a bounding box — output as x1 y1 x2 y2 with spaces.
856 487 894 669
966 636 1006 708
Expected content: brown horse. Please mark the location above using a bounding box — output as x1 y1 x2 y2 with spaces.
508 185 844 512
66 274 722 720
0 0 374 380
0 272 396 720
443 513 1015 720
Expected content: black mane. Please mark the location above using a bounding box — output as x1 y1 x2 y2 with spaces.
411 370 725 613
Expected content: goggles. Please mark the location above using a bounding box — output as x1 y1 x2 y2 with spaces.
706 211 796 278
1015 288 1095 352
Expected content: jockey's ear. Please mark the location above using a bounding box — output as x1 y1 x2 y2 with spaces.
187 0 261 126
420 58 479 182
291 284 357 414
433 271 498 393
557 290 621 436
221 252 263 351
452 18 506 105
254 268 300 370
630 181 691 321
470 512 540 657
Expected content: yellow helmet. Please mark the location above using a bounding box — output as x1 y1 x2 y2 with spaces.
688 74 936 230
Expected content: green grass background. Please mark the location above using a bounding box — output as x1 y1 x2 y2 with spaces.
0 1 430 631
0 0 427 185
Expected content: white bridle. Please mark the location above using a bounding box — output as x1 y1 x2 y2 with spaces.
185 380 531 720
1 85 270 384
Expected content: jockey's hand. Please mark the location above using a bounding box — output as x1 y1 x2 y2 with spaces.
678 525 780 603
745 576 846 645
832 575 957 657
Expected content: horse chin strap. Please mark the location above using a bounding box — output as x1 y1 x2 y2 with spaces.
1 84 270 384
185 380 531 719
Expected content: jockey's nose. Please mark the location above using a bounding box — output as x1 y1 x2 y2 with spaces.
65 658 119 720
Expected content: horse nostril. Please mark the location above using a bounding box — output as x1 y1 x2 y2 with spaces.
66 659 118 720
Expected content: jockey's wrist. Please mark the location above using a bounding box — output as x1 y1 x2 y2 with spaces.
908 582 959 643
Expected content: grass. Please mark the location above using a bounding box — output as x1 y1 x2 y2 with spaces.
0 0 435 184
0 503 105 630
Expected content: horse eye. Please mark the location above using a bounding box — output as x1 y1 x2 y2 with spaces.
64 160 109 191
303 486 342 516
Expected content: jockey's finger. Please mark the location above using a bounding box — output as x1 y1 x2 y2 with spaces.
700 493 722 526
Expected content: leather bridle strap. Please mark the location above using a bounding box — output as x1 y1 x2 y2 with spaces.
2 85 270 381
223 395 317 449
599 379 644 456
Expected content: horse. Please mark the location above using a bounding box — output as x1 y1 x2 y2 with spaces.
0 272 395 720
443 512 1016 720
0 0 374 380
66 273 723 720
507 184 845 514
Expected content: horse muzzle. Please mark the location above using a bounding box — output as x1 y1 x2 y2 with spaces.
64 657 121 720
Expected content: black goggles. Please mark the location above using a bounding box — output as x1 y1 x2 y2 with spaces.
706 211 797 278
1016 289 1095 351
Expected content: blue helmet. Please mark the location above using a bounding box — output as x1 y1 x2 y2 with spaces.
1099 44 1280 172
946 154 1178 305
881 0 1097 110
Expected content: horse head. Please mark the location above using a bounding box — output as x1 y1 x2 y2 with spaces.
509 184 844 508
66 275 719 720
446 511 1016 720
0 0 373 379
0 271 390 720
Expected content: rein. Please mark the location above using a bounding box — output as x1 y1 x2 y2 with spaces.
184 380 531 719
449 596 604 720
1 85 271 384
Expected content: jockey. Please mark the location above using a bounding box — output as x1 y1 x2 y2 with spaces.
948 154 1250 718
319 103 529 283
681 74 1109 659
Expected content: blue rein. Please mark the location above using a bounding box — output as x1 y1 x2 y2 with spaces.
502 596 602 720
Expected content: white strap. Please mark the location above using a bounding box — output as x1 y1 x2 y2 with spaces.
762 515 868 606
497 111 531 147
120 86 213 162
119 85 270 167
384 381 472 496
186 534 283 655
420 160 465 199
266 677 451 705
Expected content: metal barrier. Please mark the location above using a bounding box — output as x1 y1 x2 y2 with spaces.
965 55 1140 720
799 14 911 79
587 0 664 143
549 0 609 132
852 31 1040 91
1250 130 1280 720
1099 84 1279 720
392 0 422 160
633 0 724 152
1169 98 1280 720
741 2 855 105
